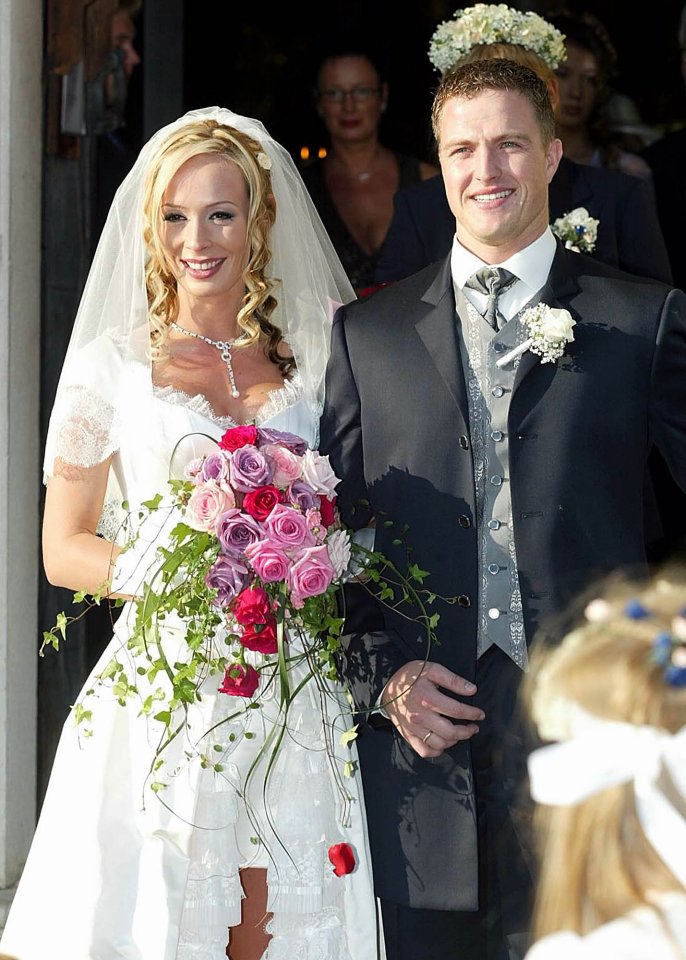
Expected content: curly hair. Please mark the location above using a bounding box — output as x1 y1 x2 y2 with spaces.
142 119 294 377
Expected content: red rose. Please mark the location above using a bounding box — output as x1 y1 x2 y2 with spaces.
218 424 259 451
328 842 356 877
319 496 337 528
218 663 259 697
232 586 272 626
240 620 278 654
243 485 286 521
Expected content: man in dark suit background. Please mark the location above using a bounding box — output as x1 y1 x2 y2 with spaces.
642 2 686 293
321 58 686 960
374 15 672 287
375 160 672 284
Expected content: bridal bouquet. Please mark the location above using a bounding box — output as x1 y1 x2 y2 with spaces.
43 424 441 791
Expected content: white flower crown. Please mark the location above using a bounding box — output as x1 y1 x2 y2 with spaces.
428 3 567 75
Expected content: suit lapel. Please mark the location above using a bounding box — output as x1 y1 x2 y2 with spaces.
413 247 581 416
413 258 471 429
513 243 581 388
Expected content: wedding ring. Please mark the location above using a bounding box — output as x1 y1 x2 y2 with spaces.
422 731 432 744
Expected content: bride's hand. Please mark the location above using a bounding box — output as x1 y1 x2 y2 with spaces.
380 660 484 758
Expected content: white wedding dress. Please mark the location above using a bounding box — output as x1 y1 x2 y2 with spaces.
1 336 381 960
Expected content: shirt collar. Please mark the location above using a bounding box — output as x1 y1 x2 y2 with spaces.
450 228 557 299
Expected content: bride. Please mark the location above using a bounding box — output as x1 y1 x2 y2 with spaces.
0 108 381 960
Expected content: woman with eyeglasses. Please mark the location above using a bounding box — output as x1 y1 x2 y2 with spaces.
301 47 438 297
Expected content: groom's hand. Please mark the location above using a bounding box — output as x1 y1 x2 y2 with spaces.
380 661 483 758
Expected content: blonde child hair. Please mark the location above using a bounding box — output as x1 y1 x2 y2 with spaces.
522 567 686 943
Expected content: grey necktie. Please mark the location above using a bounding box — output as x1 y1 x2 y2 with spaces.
464 267 518 330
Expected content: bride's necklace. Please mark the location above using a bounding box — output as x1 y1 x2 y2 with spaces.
170 320 250 398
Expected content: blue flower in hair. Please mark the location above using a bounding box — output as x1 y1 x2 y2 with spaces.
665 664 686 687
625 599 650 620
652 613 686 687
652 632 672 665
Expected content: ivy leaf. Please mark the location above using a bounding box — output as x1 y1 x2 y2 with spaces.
55 611 68 641
408 563 429 583
339 724 359 747
141 493 164 511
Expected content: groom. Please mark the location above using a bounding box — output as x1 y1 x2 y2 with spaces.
320 59 686 960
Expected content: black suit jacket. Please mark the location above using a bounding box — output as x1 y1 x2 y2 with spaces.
642 128 686 293
320 243 686 910
375 156 673 284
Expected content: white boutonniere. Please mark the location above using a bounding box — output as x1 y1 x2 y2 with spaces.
551 207 599 253
496 304 576 368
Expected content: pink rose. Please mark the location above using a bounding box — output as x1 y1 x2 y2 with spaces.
218 424 258 451
184 456 204 481
287 545 336 608
239 620 278 655
263 503 316 549
262 443 303 486
232 586 273 626
300 450 340 498
242 485 286 522
185 482 236 531
244 539 292 582
306 508 327 543
218 663 259 697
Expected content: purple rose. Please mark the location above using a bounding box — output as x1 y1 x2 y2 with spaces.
205 554 248 606
229 445 273 491
200 452 231 486
215 508 264 556
256 428 308 455
288 479 320 512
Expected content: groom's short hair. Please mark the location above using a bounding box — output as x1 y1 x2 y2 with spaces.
431 58 556 147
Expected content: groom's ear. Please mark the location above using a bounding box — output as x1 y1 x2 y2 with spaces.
546 138 563 183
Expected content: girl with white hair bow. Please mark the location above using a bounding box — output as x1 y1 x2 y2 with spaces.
522 569 686 959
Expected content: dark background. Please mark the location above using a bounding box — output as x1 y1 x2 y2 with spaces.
175 1 686 167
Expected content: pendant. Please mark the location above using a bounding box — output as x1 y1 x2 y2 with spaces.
220 345 240 398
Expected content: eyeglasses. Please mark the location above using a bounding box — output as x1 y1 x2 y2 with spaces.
317 86 381 104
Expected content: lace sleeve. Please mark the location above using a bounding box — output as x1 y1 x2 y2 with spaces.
48 384 121 481
43 333 125 482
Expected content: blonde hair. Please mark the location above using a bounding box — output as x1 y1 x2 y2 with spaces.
142 119 294 375
523 567 686 942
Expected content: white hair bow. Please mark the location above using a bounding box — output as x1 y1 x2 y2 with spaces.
528 703 686 887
